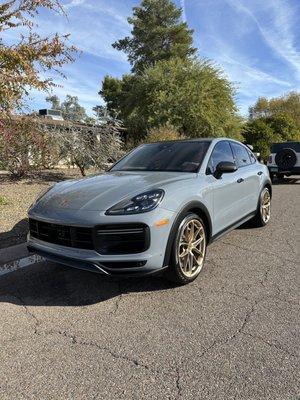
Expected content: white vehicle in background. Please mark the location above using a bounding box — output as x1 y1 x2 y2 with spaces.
38 109 64 121
267 142 300 181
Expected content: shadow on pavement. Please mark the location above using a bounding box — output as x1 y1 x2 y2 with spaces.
0 218 28 249
0 261 176 307
272 177 299 185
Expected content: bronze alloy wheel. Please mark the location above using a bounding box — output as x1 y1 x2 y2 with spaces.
260 188 271 224
177 218 206 278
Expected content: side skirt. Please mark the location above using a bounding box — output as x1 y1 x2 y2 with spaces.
209 211 256 244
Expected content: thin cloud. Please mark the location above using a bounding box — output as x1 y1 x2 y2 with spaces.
196 29 293 114
226 0 300 79
65 0 86 9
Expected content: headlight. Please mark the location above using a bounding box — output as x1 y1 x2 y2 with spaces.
106 189 164 215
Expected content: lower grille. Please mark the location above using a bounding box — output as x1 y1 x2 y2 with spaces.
95 223 150 255
29 220 150 255
29 219 93 250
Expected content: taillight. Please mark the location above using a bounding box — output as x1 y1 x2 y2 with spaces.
268 155 272 163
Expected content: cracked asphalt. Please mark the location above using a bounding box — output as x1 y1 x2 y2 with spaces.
0 180 299 400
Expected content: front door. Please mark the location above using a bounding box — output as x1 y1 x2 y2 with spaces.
206 140 243 235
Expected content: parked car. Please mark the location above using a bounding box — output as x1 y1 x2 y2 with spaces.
28 138 272 285
267 141 300 181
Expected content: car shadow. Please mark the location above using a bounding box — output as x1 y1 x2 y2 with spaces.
0 218 28 249
272 176 299 185
0 261 176 307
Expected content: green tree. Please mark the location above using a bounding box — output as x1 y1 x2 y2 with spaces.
46 95 61 110
113 0 196 73
61 95 88 122
243 114 299 161
266 114 299 141
249 97 270 119
100 0 240 142
249 91 300 130
101 59 241 141
243 119 280 161
46 94 89 122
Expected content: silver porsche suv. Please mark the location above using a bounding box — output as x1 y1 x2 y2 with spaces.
28 138 272 285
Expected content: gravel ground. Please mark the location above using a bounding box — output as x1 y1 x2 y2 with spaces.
0 169 83 249
0 179 299 399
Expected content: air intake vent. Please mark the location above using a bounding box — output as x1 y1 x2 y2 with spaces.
29 219 93 250
95 223 150 254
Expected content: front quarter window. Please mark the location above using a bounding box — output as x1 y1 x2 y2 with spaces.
206 141 235 175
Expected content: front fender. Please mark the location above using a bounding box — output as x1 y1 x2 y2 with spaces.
162 201 213 268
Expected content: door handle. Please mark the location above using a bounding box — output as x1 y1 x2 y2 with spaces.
237 178 244 183
257 171 263 176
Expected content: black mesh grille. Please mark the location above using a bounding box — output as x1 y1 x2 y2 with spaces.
95 224 150 254
29 219 93 250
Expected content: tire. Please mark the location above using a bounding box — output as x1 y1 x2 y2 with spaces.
275 148 297 170
164 213 207 285
251 187 271 227
277 173 284 180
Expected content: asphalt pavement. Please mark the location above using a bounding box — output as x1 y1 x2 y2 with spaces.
0 179 299 399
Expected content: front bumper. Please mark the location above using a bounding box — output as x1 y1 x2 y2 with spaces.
27 206 176 276
268 166 300 175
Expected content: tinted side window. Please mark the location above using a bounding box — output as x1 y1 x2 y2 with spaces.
247 149 256 164
207 141 234 174
231 143 252 167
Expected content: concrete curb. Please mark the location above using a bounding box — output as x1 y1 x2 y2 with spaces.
0 243 44 276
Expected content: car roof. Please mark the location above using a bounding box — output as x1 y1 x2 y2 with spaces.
143 137 240 145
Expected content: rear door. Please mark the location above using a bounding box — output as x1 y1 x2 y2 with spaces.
230 142 260 215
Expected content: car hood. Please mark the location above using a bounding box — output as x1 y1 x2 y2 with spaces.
33 171 196 211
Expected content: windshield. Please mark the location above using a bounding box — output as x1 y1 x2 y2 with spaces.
111 141 211 173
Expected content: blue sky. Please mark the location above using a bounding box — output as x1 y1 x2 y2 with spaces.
7 0 300 116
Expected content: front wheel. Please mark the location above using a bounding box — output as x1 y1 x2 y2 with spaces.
164 213 207 285
251 187 271 227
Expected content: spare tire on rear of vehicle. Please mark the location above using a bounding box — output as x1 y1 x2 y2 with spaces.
275 148 297 170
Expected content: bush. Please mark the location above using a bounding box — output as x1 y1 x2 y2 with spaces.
0 115 124 177
0 196 9 205
144 126 185 143
55 121 124 176
0 115 39 177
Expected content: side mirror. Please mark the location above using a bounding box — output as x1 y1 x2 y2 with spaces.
215 161 237 179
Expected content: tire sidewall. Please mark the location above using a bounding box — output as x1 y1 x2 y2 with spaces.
258 187 271 226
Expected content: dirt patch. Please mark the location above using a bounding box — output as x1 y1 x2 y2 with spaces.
0 169 85 249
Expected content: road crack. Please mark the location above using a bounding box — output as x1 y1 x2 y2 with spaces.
10 292 40 334
242 332 299 358
109 281 124 316
175 364 183 398
38 328 156 372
